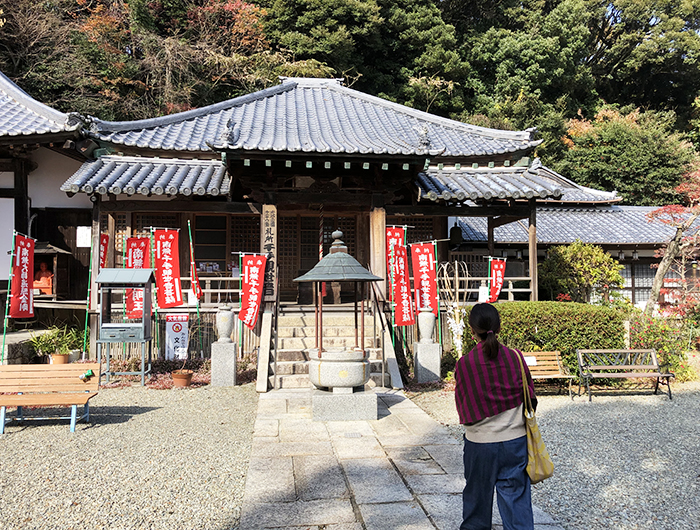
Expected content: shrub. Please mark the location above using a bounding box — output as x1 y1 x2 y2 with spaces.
456 302 625 374
628 312 697 382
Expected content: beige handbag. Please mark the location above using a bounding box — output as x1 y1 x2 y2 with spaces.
517 353 554 484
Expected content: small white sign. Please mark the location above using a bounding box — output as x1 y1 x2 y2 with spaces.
165 314 189 360
524 356 537 366
76 226 92 248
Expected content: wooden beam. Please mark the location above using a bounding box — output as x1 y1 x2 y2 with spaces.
0 188 14 198
492 214 528 228
13 158 29 235
98 200 261 214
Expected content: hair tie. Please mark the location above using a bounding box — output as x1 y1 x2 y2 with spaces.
486 330 494 335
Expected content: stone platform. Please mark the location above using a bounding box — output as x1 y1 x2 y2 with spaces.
239 388 565 530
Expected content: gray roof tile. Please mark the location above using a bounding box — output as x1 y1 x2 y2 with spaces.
61 155 230 197
0 71 80 137
419 159 618 203
89 78 541 156
459 206 675 244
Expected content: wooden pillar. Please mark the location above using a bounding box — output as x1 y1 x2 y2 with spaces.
90 200 101 311
433 216 448 262
528 199 538 301
261 204 278 302
369 207 386 298
13 159 29 235
487 217 495 257
106 211 116 267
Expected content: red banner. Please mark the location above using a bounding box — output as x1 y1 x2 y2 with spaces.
99 234 109 270
392 245 415 326
126 237 151 318
154 230 183 309
386 226 405 293
488 258 507 303
239 255 267 329
9 235 34 318
190 250 202 302
411 243 438 317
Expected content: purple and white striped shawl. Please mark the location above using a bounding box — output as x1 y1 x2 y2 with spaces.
455 342 537 425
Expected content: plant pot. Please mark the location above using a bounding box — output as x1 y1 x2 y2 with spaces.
51 354 69 365
172 369 194 387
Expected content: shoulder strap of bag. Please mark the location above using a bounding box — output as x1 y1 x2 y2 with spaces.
515 351 534 414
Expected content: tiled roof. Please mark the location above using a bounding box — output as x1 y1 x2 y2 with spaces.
88 78 541 157
418 159 619 204
0 71 80 137
458 206 675 244
60 155 230 197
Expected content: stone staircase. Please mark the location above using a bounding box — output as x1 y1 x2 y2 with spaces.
269 308 391 390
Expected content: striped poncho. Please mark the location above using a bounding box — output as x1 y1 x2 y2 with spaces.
455 342 537 425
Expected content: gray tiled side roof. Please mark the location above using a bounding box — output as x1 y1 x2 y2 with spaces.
60 155 230 197
458 206 675 244
419 159 619 203
88 78 541 156
0 71 80 136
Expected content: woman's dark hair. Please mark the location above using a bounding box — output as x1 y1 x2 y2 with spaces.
468 303 501 359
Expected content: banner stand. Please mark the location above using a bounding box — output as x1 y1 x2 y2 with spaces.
187 220 203 355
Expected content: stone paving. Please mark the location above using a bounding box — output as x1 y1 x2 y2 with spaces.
239 388 565 530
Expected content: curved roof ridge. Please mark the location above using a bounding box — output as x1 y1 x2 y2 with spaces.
89 82 295 133
0 71 78 131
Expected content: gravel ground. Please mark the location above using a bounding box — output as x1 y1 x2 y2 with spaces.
407 380 700 530
0 383 258 530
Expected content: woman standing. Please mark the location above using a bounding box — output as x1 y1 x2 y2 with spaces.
455 303 537 530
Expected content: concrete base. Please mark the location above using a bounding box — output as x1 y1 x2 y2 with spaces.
413 342 442 383
312 388 378 421
211 342 237 387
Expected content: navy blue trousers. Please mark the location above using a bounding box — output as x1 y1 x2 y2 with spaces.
461 435 534 530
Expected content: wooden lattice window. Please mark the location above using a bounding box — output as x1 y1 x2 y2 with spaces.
133 213 179 237
387 216 434 244
230 215 260 255
99 212 128 266
279 215 299 291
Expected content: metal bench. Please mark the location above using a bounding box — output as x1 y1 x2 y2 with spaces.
0 363 99 433
522 351 575 397
576 349 674 401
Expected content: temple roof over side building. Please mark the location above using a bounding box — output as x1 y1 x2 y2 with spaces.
458 205 673 245
0 71 81 139
417 158 620 205
87 77 541 158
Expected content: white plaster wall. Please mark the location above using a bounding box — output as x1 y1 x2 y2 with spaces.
0 171 13 188
28 147 91 209
0 199 14 280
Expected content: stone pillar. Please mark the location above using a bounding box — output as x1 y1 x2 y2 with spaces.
369 207 386 298
211 342 237 387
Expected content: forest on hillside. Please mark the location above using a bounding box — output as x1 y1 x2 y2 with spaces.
1 0 700 205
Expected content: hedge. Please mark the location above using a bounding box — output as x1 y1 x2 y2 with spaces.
459 302 626 375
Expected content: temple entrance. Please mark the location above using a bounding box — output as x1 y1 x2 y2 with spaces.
278 214 358 302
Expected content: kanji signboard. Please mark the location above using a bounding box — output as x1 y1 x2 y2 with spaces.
9 235 34 318
165 314 189 360
392 245 415 326
239 254 267 329
410 243 438 316
488 258 507 303
126 237 151 318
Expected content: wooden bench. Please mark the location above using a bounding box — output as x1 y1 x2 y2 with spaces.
0 363 99 433
522 351 575 397
576 349 673 401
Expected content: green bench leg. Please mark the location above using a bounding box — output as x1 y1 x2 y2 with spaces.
0 407 5 434
85 402 90 423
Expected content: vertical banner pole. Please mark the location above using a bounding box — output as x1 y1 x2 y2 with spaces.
150 229 160 356
433 241 443 345
187 220 203 353
401 227 408 350
1 231 17 364
238 252 243 354
82 231 95 354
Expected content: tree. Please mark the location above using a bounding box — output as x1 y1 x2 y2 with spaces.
644 168 700 316
538 240 624 303
554 106 698 206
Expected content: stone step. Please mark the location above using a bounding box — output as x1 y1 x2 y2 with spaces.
269 374 313 390
275 349 308 362
276 325 381 338
277 315 376 327
278 336 377 350
271 361 309 376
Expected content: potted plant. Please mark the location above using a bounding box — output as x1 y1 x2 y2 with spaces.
29 326 82 364
172 356 194 387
